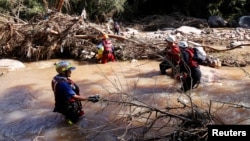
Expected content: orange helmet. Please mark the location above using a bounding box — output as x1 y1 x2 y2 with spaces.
102 34 109 39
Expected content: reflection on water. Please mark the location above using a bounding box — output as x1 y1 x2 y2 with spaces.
0 59 250 140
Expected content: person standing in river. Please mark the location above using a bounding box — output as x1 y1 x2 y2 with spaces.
177 41 202 93
51 60 100 125
97 34 116 64
159 34 180 76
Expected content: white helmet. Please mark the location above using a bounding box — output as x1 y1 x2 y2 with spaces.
178 41 188 48
165 34 176 42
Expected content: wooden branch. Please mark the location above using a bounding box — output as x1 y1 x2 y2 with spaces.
201 44 250 53
46 27 59 34
0 13 27 24
42 0 48 12
56 0 64 12
74 33 141 44
101 98 191 121
88 24 105 35
74 35 99 39
87 23 142 44
211 100 250 109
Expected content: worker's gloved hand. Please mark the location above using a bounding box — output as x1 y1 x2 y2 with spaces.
88 95 100 103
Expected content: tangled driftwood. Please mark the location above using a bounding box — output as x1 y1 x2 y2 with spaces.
0 12 249 67
1 12 250 141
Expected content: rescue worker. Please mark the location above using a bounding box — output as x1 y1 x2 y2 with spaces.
98 34 116 64
177 41 202 93
159 34 180 76
51 60 100 124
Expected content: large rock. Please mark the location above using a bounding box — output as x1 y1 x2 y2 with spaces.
239 16 250 28
175 26 202 35
208 16 227 27
0 59 25 71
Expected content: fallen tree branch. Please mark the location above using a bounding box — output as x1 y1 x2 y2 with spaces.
0 13 27 24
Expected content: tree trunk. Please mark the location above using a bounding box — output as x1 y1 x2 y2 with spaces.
56 0 64 12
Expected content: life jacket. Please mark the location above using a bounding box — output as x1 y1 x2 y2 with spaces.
103 40 113 53
52 76 80 95
51 75 82 118
184 48 199 67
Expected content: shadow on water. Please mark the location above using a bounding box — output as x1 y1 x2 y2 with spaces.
0 85 62 141
0 84 121 141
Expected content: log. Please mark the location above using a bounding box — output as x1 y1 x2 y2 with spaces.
74 33 141 44
74 35 99 39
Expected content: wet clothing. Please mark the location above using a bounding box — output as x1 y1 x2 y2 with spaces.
159 44 180 75
51 75 84 123
100 39 116 64
179 48 202 92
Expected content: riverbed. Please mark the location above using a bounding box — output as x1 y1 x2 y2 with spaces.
0 59 249 141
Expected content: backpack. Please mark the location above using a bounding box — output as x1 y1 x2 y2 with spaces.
185 48 206 67
193 48 206 63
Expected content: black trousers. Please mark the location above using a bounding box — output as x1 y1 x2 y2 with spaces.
54 101 83 123
181 67 201 92
159 60 177 75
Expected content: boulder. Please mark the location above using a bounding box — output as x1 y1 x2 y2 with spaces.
208 16 227 27
175 26 202 35
239 16 250 28
0 59 25 71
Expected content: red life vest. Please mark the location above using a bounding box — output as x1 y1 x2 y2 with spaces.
103 40 113 53
51 76 82 117
185 48 199 67
166 44 180 64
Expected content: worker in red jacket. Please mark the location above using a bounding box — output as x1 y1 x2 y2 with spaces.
159 34 180 76
98 34 116 64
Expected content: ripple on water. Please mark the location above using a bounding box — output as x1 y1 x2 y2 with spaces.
0 60 250 140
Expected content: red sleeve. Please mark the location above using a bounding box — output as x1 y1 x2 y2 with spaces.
171 44 180 55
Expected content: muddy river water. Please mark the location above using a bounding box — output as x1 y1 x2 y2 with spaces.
0 59 250 141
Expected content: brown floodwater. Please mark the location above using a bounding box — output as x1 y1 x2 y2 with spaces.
0 59 249 141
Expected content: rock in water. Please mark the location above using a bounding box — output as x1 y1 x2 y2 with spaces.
0 59 25 71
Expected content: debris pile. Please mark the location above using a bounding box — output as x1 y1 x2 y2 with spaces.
0 12 250 67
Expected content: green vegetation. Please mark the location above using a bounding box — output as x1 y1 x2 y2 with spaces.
0 0 249 22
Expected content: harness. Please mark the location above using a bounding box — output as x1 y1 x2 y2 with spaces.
185 48 199 67
166 44 180 66
52 76 82 120
103 40 113 54
180 49 201 90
